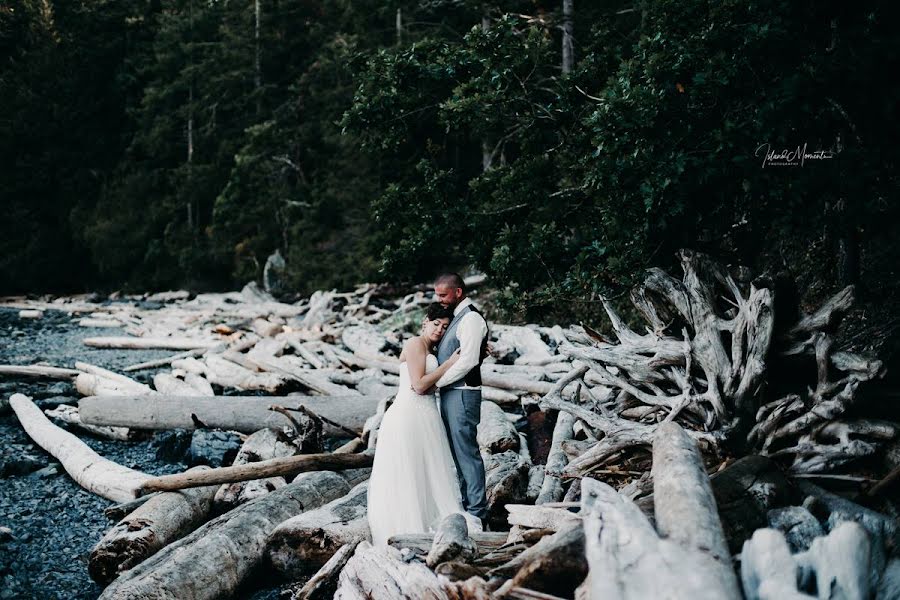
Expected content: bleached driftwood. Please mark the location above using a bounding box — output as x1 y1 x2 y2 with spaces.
137 452 373 495
0 364 80 380
83 336 219 350
739 529 812 600
152 372 205 396
741 522 877 600
78 394 382 434
89 468 218 583
267 482 370 574
484 450 530 515
490 520 586 597
202 354 286 392
9 394 149 502
651 422 740 597
505 504 580 531
99 470 368 600
536 411 575 504
334 542 453 599
492 325 555 365
289 542 360 600
478 401 520 453
426 513 477 568
44 404 137 442
214 427 312 512
388 531 508 557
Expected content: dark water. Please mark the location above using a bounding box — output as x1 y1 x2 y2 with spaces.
0 307 288 599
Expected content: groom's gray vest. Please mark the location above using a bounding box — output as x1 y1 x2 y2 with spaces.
437 304 488 388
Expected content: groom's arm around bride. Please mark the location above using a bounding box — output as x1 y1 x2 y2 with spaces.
433 273 489 522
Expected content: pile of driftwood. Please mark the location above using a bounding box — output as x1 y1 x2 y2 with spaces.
2 252 898 599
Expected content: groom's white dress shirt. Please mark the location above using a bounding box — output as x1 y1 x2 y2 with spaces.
436 297 488 390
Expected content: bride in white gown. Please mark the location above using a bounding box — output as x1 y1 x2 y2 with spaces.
367 303 483 546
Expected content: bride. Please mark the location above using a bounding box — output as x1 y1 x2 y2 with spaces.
367 302 483 546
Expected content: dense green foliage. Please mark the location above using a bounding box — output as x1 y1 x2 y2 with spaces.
2 1 898 322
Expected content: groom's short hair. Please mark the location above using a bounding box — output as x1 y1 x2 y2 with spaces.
435 272 466 293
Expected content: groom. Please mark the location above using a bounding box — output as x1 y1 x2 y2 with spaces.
433 272 488 523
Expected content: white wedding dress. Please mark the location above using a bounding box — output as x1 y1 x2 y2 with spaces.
367 354 482 546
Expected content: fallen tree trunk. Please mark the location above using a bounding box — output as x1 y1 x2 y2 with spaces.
99 470 368 600
490 520 586 597
89 468 218 584
477 401 520 453
505 504 580 531
79 394 382 434
426 513 477 568
214 427 315 512
137 452 373 495
44 405 138 442
290 542 360 600
388 531 508 556
334 542 452 599
651 422 740 598
9 394 149 502
83 336 220 350
152 373 205 396
122 348 210 372
0 364 80 380
268 481 370 574
536 411 575 505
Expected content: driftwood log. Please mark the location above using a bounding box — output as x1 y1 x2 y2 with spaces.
89 468 218 583
9 394 148 502
83 336 220 350
579 423 741 599
268 481 370 574
477 401 520 453
290 542 360 600
0 364 80 380
651 422 740 597
426 513 477 568
536 411 575 504
136 452 374 495
388 532 509 557
99 469 369 600
490 520 586 597
214 426 317 512
44 405 138 442
78 394 382 434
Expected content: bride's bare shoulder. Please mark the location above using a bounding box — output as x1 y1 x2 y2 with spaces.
400 336 427 360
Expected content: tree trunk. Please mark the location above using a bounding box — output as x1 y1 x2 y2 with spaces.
89 468 218 584
561 0 574 74
651 422 740 598
268 482 370 574
0 364 79 380
99 470 368 600
426 513 477 568
83 336 218 350
9 394 149 502
44 405 138 442
137 451 373 495
78 394 382 434
290 542 360 600
477 401 519 453
536 410 575 504
490 520 586 597
214 426 315 512
333 542 451 599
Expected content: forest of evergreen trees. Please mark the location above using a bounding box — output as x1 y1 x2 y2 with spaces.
2 0 898 322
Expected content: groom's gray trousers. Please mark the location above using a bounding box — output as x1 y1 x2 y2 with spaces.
439 388 488 520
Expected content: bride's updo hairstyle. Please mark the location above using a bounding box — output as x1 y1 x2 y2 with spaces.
425 302 453 321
